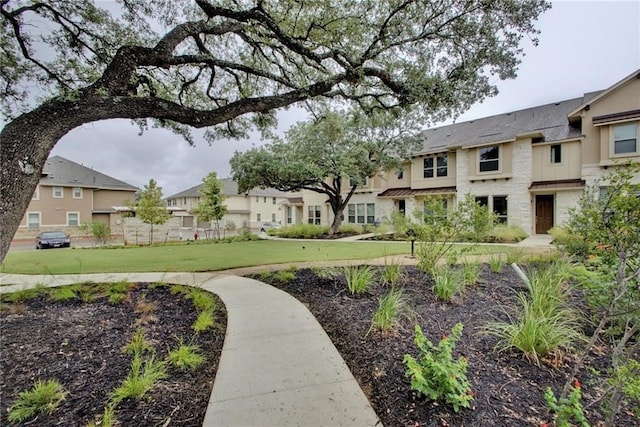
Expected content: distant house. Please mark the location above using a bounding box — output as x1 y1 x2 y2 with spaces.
166 178 297 230
17 156 138 238
293 69 640 234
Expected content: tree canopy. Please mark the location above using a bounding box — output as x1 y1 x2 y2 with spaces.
230 108 421 233
192 171 227 237
0 0 550 262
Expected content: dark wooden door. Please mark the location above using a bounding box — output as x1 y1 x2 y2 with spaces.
535 195 554 234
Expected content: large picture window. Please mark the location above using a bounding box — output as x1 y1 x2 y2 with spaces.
613 123 638 155
479 145 499 172
347 203 376 224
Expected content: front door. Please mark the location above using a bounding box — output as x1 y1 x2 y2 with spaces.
535 195 554 234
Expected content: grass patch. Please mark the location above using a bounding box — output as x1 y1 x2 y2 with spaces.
433 266 464 302
369 286 413 335
343 265 374 295
110 354 167 405
193 309 215 333
1 240 512 275
123 328 153 355
167 342 206 372
8 379 67 423
489 255 504 273
1 284 46 303
48 284 80 302
380 258 403 286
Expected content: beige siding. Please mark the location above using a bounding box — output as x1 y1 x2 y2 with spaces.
94 189 137 210
466 143 513 180
532 140 582 181
410 152 457 188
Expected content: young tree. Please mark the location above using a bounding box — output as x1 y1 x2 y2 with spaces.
560 163 640 425
0 0 550 262
230 108 421 235
192 172 227 239
133 179 170 244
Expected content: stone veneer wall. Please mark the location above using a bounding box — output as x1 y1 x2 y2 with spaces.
123 216 181 245
455 141 533 234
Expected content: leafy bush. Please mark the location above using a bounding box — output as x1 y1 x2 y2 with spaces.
272 224 327 238
548 226 592 260
79 220 112 246
343 265 374 294
8 379 67 423
404 323 474 412
544 381 589 427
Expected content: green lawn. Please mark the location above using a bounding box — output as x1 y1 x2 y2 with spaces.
1 240 514 275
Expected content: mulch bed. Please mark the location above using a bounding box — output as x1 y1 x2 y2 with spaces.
0 284 226 427
253 265 637 427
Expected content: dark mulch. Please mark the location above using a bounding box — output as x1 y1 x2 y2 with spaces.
253 265 637 427
0 283 226 427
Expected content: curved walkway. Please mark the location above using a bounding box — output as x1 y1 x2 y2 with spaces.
0 272 381 427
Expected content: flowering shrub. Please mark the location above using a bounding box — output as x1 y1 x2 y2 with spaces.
544 380 589 427
403 322 474 412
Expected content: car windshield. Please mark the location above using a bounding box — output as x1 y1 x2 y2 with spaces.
42 232 66 239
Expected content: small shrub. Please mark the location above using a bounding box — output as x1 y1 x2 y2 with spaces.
369 286 413 334
489 224 528 243
488 255 504 273
506 248 527 265
87 406 116 427
544 381 589 427
380 259 403 286
548 226 592 260
403 323 474 412
8 379 67 423
275 269 296 284
110 354 167 405
167 342 206 372
193 309 215 332
433 267 463 302
312 266 341 280
187 288 217 312
343 265 374 295
272 224 327 238
2 285 45 303
461 262 481 286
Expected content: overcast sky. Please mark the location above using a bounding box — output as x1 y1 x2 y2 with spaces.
49 0 640 197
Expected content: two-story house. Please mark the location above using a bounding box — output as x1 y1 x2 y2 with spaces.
18 156 138 238
166 178 294 230
305 69 640 235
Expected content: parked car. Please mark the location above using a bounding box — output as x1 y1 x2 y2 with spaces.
259 222 282 233
36 231 71 249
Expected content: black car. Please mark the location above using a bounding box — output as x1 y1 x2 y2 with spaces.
36 231 71 249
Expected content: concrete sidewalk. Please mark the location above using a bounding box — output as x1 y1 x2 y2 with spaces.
0 272 381 427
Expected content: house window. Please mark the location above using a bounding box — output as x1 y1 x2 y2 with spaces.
73 187 82 198
272 213 276 221
550 144 562 164
272 197 276 204
28 212 40 229
475 196 489 207
264 196 267 203
53 186 63 198
308 205 321 225
396 167 404 179
32 186 39 200
423 155 447 178
479 145 499 172
493 196 508 224
347 203 376 224
256 212 261 222
613 123 638 155
67 212 79 226
286 206 292 224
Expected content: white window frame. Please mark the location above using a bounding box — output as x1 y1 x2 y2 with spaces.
423 155 447 178
611 122 639 157
67 212 80 226
73 187 83 199
478 145 500 173
27 212 41 229
308 205 321 225
347 203 376 224
52 186 64 198
256 212 261 222
32 185 39 200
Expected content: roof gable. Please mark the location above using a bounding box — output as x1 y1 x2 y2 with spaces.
166 177 290 199
41 156 138 191
568 69 640 118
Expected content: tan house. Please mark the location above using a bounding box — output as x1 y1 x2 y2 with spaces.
166 178 296 230
18 156 138 238
301 69 640 235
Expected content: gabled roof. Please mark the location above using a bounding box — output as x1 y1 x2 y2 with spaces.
568 69 640 118
417 96 588 154
166 177 289 199
41 156 138 191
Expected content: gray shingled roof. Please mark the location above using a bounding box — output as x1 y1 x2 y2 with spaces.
416 93 602 154
41 156 138 190
166 177 289 199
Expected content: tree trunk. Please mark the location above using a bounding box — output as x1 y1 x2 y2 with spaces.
329 206 344 236
1 100 90 264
